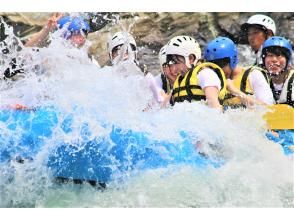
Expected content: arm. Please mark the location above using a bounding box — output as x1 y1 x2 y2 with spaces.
226 79 267 107
198 68 222 110
25 13 63 47
226 79 257 107
145 72 166 103
204 86 222 110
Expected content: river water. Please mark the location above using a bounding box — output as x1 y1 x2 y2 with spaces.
0 19 293 208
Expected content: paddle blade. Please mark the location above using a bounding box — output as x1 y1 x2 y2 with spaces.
263 104 294 130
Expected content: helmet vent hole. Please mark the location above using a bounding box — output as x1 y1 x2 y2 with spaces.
177 39 182 43
213 48 217 51
183 37 186 40
173 43 179 47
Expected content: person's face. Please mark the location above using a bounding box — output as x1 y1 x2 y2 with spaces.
222 64 233 79
162 63 177 85
111 44 137 61
167 55 189 78
264 52 287 74
247 26 267 52
69 33 86 48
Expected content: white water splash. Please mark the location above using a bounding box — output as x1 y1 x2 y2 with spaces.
0 19 293 208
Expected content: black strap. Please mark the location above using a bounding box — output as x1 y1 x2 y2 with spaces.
286 73 294 107
269 79 278 102
161 73 168 93
212 67 225 92
260 68 270 84
240 67 252 94
174 94 206 103
185 67 195 102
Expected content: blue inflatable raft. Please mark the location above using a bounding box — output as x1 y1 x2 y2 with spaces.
0 107 292 184
0 107 221 184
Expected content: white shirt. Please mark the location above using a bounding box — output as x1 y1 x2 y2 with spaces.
249 69 275 104
197 68 222 90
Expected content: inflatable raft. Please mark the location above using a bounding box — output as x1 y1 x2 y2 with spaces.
0 106 220 184
0 104 293 184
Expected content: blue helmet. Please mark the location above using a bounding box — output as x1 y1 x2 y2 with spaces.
262 36 293 62
57 16 90 37
204 37 238 69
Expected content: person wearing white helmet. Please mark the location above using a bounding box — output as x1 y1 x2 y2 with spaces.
107 31 138 65
165 35 227 110
146 44 177 107
241 14 276 65
152 45 174 94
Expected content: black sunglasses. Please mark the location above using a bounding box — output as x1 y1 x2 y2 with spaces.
166 55 184 65
70 29 89 37
112 43 137 54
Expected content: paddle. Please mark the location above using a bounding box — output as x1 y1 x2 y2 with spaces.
263 104 294 130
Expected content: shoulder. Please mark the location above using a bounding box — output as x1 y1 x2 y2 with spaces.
197 67 216 75
248 68 268 81
197 68 221 80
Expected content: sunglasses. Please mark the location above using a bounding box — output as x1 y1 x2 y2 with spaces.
166 55 184 65
112 43 137 54
71 28 89 35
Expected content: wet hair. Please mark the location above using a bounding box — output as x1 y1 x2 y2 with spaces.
208 57 230 68
262 46 291 69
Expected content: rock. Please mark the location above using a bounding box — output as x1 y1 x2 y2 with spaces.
1 12 293 72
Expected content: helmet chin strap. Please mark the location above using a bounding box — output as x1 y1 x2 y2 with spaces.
185 57 192 69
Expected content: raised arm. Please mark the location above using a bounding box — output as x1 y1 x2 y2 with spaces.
25 13 63 47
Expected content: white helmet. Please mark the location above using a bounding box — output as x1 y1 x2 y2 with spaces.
165 35 201 68
107 31 137 63
158 45 167 67
241 14 276 35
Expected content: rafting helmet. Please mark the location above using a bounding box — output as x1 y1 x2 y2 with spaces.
159 45 167 67
262 36 293 68
57 16 90 38
204 37 238 70
241 14 276 35
165 35 201 68
107 31 137 63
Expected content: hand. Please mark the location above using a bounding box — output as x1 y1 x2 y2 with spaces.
45 12 64 32
137 62 148 75
160 91 172 108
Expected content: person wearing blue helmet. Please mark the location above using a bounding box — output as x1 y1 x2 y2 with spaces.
204 37 274 108
57 16 90 47
261 36 294 106
25 13 90 48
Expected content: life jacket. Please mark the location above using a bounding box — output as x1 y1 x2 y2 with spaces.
270 70 294 107
161 73 172 94
172 62 227 104
223 66 269 108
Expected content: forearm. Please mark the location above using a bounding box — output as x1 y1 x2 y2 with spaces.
226 79 268 107
25 26 51 47
204 86 222 110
